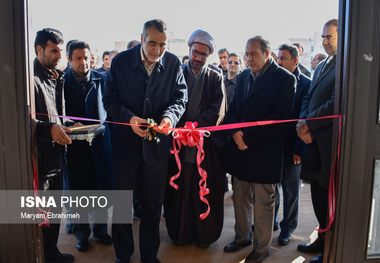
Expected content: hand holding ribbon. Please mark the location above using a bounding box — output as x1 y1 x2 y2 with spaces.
130 116 148 138
155 117 172 135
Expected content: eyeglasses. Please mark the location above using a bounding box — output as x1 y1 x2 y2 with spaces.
228 61 240 65
191 48 209 59
321 35 337 41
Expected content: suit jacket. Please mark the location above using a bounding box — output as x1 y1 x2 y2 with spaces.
299 55 336 188
284 68 311 164
298 63 312 78
225 61 296 184
102 44 187 165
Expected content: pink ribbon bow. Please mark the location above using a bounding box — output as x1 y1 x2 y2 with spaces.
170 122 210 220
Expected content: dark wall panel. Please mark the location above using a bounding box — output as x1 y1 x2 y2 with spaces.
0 0 41 262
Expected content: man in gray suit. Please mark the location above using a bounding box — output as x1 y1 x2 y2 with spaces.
296 18 338 263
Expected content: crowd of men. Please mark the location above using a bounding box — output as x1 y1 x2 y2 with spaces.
33 17 337 263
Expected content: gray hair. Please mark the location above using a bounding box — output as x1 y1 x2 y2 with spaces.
247 36 271 54
142 19 167 40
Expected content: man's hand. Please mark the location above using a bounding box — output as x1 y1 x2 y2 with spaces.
293 154 301 165
51 124 72 145
299 130 314 144
296 120 309 136
130 116 148 138
232 131 248 151
155 117 172 135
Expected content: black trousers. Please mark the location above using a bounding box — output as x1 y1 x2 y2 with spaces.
112 159 168 262
310 182 329 230
39 169 64 260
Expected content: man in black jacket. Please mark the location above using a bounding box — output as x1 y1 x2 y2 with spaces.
64 41 113 252
224 36 295 263
296 19 338 263
33 28 74 263
103 19 187 263
275 44 311 245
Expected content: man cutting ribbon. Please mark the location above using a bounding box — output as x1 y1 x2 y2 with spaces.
102 19 187 263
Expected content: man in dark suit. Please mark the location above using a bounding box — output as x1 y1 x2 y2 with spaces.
296 18 338 263
102 19 187 263
275 44 311 246
223 36 295 263
64 41 113 252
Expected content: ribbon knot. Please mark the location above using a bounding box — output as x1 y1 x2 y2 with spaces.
169 122 210 220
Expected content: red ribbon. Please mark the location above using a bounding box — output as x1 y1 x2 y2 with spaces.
318 116 341 233
170 122 210 220
32 112 341 227
31 112 341 133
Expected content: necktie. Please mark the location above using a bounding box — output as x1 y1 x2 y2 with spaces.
321 56 332 73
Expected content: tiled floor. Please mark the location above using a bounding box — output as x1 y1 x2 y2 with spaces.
57 182 320 263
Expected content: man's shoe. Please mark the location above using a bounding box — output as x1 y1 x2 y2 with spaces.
297 236 324 253
65 223 73 234
224 240 252 252
278 231 292 245
76 239 89 252
45 253 75 263
93 233 113 245
245 250 270 263
310 253 324 263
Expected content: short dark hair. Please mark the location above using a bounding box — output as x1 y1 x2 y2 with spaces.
293 43 303 53
182 55 189 64
66 39 78 53
102 51 110 59
218 48 229 56
247 36 271 54
325 18 338 28
34 28 64 56
278 44 299 60
142 19 167 40
68 41 91 60
228 53 243 65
